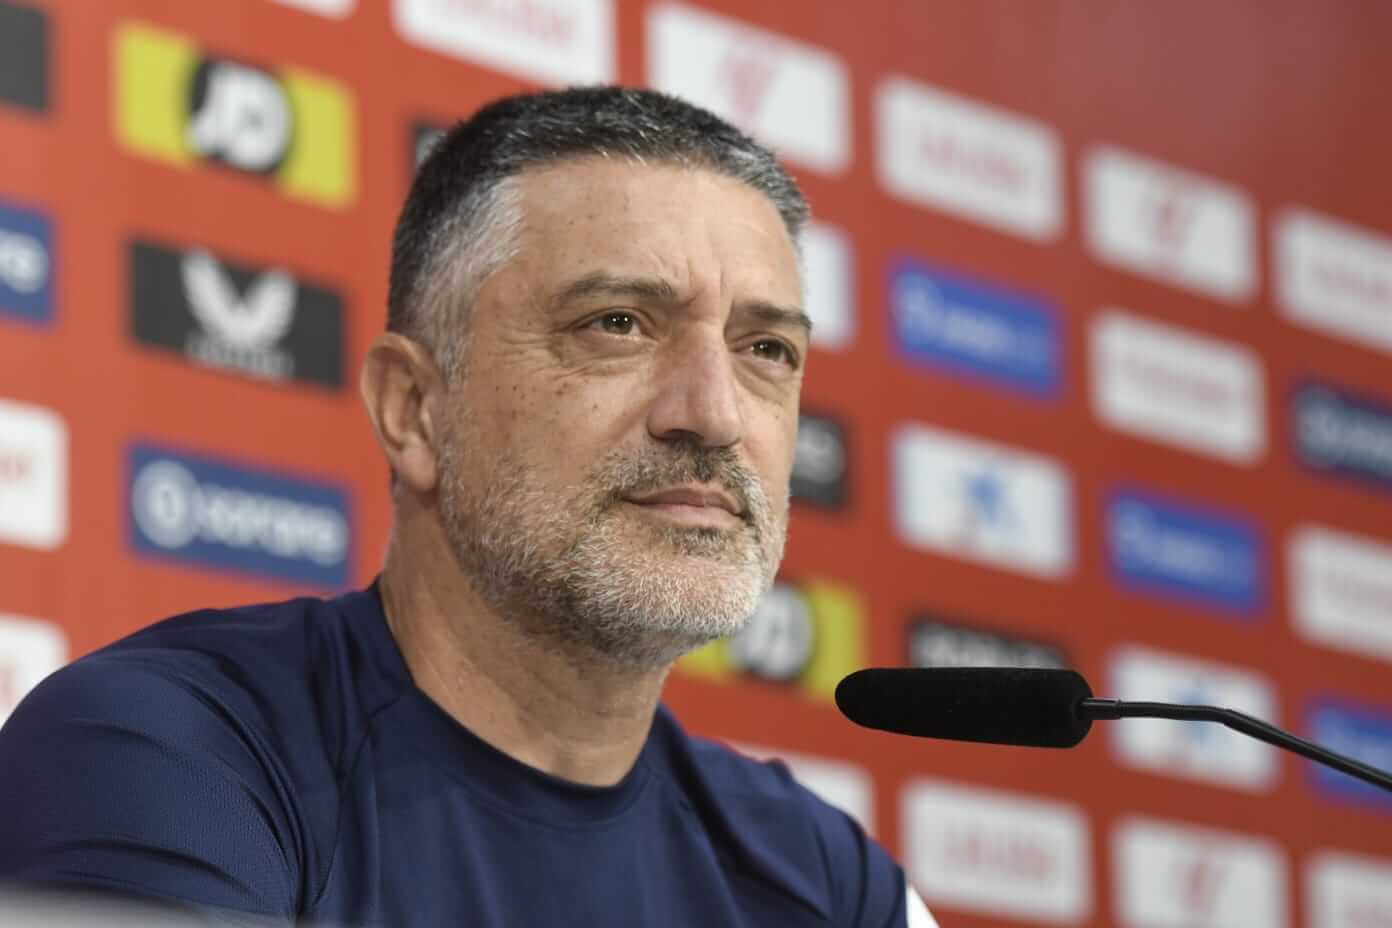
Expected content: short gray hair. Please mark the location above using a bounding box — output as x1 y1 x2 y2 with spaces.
387 86 810 379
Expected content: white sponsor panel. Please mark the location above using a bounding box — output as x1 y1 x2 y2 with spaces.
0 613 68 725
903 779 1090 923
1110 646 1278 790
0 398 67 551
646 3 850 175
1290 525 1392 663
1084 146 1257 303
1308 851 1392 928
271 0 355 17
1091 310 1266 463
392 0 614 85
801 221 853 349
734 742 874 833
1114 818 1288 928
1276 208 1392 356
906 887 939 928
876 76 1063 241
892 424 1073 578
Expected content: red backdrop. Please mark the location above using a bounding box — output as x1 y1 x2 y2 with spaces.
3 1 1391 925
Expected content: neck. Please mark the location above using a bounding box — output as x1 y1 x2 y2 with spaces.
378 527 670 788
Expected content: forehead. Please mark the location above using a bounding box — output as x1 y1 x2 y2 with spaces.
509 157 802 302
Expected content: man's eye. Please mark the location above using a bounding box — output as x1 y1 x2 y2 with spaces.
750 339 798 368
590 312 637 335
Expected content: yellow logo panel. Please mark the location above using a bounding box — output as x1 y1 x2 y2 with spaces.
680 578 866 702
113 21 356 209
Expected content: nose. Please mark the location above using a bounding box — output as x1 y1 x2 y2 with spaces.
645 330 744 449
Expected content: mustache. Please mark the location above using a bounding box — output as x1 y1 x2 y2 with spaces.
595 441 764 524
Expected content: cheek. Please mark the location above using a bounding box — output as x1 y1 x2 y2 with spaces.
509 373 651 470
748 405 800 489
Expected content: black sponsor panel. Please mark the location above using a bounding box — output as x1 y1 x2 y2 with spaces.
129 240 345 388
0 2 49 113
412 120 448 172
791 412 848 508
908 615 1068 669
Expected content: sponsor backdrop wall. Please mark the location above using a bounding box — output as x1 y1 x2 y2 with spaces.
2 0 1391 924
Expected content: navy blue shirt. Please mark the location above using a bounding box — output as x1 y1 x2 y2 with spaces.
0 585 914 926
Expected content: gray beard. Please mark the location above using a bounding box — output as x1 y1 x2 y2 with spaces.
436 436 787 670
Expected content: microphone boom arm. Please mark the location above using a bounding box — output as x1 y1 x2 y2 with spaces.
1079 698 1392 795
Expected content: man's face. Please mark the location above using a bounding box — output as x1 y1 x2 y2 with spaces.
434 157 807 668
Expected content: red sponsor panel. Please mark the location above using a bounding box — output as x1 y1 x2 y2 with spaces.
3 0 1392 924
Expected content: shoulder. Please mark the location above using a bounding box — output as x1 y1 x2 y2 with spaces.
653 711 914 927
0 644 302 914
0 587 392 916
9 592 326 763
85 586 394 764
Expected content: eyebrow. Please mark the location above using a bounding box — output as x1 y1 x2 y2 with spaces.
739 301 814 336
552 272 813 334
551 272 681 308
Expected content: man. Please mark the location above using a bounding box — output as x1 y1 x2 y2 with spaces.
0 87 934 926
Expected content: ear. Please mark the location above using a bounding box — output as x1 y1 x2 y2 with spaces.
360 333 446 494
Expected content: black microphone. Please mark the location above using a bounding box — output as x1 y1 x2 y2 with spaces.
835 667 1095 748
835 666 1392 793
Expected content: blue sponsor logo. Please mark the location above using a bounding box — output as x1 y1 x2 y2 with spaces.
889 258 1060 397
1308 698 1392 810
0 199 54 325
127 443 351 588
1106 488 1264 615
1293 382 1392 492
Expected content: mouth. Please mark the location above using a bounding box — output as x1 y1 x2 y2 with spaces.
621 485 746 530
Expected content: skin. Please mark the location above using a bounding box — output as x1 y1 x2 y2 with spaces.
359 156 807 787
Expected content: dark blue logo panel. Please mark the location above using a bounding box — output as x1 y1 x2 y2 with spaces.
0 199 54 325
127 443 351 588
890 258 1061 397
1307 698 1392 811
1106 488 1265 616
1293 382 1392 492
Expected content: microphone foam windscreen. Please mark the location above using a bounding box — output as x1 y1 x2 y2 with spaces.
834 667 1095 748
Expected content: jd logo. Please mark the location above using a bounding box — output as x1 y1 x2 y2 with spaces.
727 584 815 681
181 250 296 350
187 59 292 174
679 578 865 701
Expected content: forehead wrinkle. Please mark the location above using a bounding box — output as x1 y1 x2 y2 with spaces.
700 193 803 317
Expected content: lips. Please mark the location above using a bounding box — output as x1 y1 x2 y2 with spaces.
624 485 743 518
